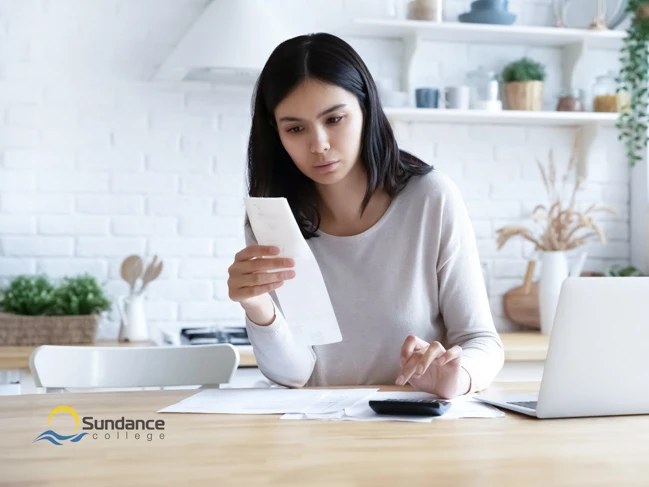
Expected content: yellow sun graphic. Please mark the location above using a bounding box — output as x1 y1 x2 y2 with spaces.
47 406 79 431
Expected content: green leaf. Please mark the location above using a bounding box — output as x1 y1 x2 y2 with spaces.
0 274 112 316
617 22 649 167
0 275 56 315
501 57 546 82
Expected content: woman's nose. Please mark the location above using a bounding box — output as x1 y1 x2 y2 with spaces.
310 128 330 154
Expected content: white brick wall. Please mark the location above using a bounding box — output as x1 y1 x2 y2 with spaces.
0 0 631 337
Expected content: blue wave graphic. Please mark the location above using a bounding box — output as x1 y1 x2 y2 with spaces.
33 430 88 446
35 435 63 446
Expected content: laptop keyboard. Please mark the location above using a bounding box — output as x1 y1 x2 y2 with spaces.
508 401 537 410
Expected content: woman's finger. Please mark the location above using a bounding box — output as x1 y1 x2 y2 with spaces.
396 350 425 386
239 269 296 287
401 342 446 384
399 335 430 366
231 257 295 276
412 341 448 378
433 345 463 366
234 245 280 262
240 281 285 299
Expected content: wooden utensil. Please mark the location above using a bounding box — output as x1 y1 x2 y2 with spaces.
137 255 164 295
120 255 143 295
503 260 540 329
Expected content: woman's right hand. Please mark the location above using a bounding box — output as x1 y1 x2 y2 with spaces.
227 245 296 311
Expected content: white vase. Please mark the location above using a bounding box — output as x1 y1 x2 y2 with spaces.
117 294 149 342
538 251 569 336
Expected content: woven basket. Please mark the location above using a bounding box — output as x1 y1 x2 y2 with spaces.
0 312 99 346
504 81 543 111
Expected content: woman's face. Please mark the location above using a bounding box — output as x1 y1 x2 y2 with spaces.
274 78 364 186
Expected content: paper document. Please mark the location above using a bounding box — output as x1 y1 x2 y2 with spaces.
157 388 378 415
303 388 378 414
281 391 506 422
245 197 342 346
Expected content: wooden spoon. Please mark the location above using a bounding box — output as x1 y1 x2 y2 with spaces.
120 255 143 295
138 255 164 295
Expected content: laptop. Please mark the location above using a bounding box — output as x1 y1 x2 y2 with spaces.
475 277 649 419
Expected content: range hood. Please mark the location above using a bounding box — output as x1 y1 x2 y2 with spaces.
153 0 295 85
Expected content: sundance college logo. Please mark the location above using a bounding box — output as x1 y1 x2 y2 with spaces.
33 406 166 446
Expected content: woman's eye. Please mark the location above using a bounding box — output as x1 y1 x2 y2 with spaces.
327 116 343 124
287 126 303 133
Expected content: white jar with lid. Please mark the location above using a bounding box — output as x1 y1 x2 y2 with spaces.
467 66 502 111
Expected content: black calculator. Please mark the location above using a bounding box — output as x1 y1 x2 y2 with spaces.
368 398 452 416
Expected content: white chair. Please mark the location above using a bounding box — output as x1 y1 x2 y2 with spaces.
29 344 239 393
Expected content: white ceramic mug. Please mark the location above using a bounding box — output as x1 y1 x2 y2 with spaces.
444 86 470 109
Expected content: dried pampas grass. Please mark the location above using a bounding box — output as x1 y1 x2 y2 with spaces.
495 132 615 251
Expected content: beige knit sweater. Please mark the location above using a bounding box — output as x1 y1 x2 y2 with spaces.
244 170 504 392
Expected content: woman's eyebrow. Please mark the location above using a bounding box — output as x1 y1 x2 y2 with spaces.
278 104 347 122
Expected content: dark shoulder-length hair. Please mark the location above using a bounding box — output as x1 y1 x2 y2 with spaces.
247 32 433 239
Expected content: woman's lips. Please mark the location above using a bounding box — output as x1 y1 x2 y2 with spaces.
314 161 339 173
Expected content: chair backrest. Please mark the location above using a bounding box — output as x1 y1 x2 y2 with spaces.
29 344 239 391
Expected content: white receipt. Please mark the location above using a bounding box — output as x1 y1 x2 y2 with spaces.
245 197 342 346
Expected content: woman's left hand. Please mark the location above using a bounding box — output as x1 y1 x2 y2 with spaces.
396 335 470 399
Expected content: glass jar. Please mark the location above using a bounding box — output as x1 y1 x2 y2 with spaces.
556 88 584 112
592 70 630 113
386 0 406 19
467 66 501 110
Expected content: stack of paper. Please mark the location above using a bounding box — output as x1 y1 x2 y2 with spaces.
157 388 378 414
281 391 505 422
158 389 505 422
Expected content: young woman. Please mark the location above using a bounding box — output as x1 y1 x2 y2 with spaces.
227 33 504 399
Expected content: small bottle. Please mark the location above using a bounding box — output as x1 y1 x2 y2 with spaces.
593 70 629 113
556 88 584 112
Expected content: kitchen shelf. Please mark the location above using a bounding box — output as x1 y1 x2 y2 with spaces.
338 19 625 177
340 19 625 108
384 108 610 177
383 109 615 177
383 108 618 126
342 19 625 49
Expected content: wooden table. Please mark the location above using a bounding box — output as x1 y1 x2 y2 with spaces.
1 382 647 486
498 333 549 382
500 332 549 362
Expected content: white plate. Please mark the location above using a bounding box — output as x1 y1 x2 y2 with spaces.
560 0 628 29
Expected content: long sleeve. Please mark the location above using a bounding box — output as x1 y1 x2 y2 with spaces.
435 175 504 393
243 223 316 388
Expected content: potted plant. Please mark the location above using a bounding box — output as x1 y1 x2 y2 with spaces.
617 0 649 166
501 57 546 110
605 264 645 277
0 274 112 346
495 133 615 335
